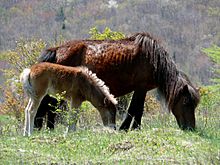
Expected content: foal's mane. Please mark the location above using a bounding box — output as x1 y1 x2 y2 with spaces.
132 32 199 110
79 67 118 105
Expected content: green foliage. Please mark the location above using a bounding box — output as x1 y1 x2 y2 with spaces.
208 7 220 16
203 45 220 82
145 94 162 113
89 27 125 40
49 92 96 131
197 45 220 131
201 45 220 111
0 39 46 117
203 45 220 65
49 91 67 113
0 113 219 164
199 85 220 117
1 38 46 78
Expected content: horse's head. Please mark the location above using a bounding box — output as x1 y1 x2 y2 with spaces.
172 84 200 131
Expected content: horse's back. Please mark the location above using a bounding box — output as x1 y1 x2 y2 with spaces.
38 37 157 96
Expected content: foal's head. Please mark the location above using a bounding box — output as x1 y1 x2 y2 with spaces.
78 67 118 129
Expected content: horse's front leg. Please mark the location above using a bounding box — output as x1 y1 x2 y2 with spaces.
131 90 147 130
119 89 147 131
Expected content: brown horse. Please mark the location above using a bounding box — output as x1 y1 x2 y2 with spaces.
20 62 117 136
38 32 200 131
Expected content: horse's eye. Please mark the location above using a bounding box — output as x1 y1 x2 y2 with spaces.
183 97 190 105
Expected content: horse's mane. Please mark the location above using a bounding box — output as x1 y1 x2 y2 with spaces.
79 67 118 105
133 32 200 110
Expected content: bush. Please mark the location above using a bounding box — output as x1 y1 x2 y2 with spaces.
89 27 125 40
0 39 46 119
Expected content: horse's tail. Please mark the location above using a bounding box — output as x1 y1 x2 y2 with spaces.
38 48 57 63
79 67 118 105
20 68 35 98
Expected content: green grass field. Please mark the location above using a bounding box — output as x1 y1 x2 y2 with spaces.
0 106 219 164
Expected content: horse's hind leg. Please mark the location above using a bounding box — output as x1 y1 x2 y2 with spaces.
47 109 56 130
119 90 147 131
34 103 47 130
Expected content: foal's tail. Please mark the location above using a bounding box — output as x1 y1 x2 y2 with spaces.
20 68 34 97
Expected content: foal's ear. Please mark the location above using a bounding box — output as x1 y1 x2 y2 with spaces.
76 70 83 77
76 70 84 82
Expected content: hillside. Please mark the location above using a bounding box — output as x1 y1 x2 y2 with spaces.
0 0 220 85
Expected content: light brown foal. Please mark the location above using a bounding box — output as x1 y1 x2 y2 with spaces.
20 62 117 136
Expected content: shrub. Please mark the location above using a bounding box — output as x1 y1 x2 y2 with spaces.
0 39 46 119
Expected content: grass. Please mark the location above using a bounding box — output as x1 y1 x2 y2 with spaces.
0 106 219 165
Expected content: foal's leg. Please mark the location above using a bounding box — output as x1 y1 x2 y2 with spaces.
119 90 147 131
24 98 41 136
67 99 81 132
24 99 32 136
67 109 79 132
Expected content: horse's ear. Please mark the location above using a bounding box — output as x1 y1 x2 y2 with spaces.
182 84 189 94
182 84 194 98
